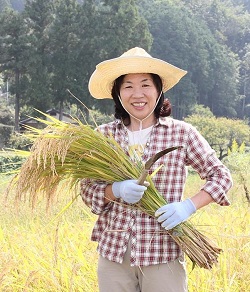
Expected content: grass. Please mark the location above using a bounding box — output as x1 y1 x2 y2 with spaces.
0 173 249 292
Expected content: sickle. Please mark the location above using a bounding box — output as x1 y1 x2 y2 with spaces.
137 146 182 185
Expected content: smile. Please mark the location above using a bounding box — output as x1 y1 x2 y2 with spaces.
132 102 146 107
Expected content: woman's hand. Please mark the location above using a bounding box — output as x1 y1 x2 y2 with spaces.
155 199 196 230
112 179 148 204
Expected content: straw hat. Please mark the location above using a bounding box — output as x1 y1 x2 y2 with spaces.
88 47 187 99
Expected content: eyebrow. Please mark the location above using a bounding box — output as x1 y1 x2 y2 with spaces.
122 78 152 84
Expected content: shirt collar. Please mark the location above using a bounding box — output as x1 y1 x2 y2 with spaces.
115 116 173 128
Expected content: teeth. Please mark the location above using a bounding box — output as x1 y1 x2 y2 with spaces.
133 103 145 107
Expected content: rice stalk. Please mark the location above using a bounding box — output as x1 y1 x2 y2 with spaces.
4 113 222 269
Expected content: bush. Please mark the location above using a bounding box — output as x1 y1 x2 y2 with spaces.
0 155 25 173
225 140 250 203
84 109 114 126
1 132 31 174
6 132 32 150
0 103 14 148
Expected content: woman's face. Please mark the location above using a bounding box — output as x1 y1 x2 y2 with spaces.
119 73 159 126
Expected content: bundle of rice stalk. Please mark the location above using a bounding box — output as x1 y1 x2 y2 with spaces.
6 113 222 269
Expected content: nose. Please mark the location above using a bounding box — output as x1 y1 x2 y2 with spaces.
131 86 144 98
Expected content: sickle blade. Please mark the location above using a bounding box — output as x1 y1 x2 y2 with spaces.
137 146 182 185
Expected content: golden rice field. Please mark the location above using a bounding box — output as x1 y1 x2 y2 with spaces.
0 173 249 292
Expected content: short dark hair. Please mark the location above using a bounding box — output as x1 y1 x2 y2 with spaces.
111 73 171 124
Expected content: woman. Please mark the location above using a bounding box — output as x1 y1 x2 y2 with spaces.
80 47 233 292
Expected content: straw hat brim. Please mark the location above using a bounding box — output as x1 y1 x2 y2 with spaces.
88 55 187 99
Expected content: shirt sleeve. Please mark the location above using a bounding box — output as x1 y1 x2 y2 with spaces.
80 179 113 215
185 124 233 206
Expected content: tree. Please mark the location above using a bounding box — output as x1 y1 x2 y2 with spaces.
65 0 103 116
1 0 247 122
0 102 14 147
46 0 152 117
239 44 250 119
179 0 250 118
206 47 239 117
98 0 152 56
47 0 83 119
0 8 30 131
89 0 153 115
231 0 250 12
185 111 250 159
139 0 238 118
190 104 214 117
226 140 250 203
23 0 54 114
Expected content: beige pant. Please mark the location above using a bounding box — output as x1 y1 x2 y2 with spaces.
97 242 187 292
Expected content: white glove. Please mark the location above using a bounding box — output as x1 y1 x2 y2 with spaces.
155 199 196 230
112 179 147 204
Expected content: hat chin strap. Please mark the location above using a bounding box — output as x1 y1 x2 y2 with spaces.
118 92 162 131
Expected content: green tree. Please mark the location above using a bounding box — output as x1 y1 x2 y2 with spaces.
226 140 250 203
23 0 54 114
90 0 152 114
98 0 152 56
239 44 250 119
45 0 152 118
48 0 87 118
180 0 250 54
206 47 239 117
191 104 214 117
0 8 30 131
232 0 250 12
185 112 250 159
179 0 250 118
65 0 103 116
139 0 240 119
0 102 14 147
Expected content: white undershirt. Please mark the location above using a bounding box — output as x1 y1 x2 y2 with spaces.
127 126 153 158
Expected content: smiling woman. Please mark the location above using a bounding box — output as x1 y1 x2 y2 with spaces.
111 72 167 128
81 47 233 292
118 73 160 130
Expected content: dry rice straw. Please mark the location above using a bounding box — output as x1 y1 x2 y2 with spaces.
5 113 222 269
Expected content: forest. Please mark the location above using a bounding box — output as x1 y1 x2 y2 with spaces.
0 0 249 132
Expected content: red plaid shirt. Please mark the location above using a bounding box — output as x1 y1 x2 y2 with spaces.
80 117 232 266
